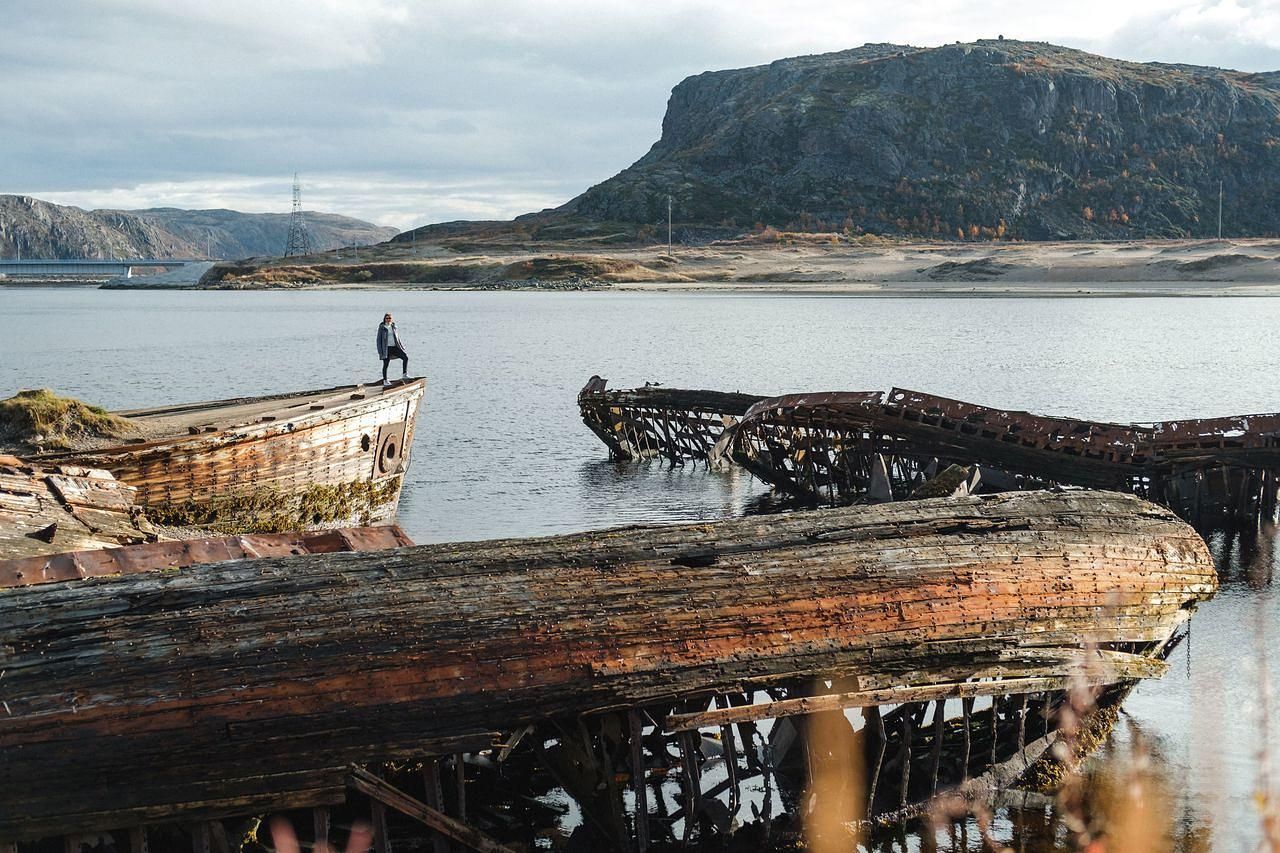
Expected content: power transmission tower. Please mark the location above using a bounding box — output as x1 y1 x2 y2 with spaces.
284 173 313 257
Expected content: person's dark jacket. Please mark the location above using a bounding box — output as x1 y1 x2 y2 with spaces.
376 323 405 359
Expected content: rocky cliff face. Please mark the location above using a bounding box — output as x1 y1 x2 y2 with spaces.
564 41 1280 239
0 196 397 260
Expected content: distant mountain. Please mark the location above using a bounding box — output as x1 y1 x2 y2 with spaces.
547 40 1280 240
0 195 398 260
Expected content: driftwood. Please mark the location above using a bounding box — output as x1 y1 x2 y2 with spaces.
0 490 1215 840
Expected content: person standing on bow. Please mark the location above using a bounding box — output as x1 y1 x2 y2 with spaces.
376 312 409 386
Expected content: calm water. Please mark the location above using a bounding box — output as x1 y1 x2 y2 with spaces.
3 287 1280 850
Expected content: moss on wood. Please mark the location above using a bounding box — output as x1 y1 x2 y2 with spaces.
1023 702 1122 792
147 477 402 533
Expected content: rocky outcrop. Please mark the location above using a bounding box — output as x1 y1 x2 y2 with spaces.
0 195 397 260
562 40 1280 239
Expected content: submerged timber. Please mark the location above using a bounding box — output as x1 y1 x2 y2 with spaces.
580 378 1280 527
0 490 1215 845
28 379 425 533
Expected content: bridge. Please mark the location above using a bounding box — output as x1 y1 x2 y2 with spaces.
0 258 204 278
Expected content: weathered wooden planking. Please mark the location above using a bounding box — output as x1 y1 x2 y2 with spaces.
0 490 1215 839
33 379 425 532
0 461 157 561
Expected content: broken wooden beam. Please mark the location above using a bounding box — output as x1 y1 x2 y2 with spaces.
350 767 514 853
663 662 1158 732
0 459 157 562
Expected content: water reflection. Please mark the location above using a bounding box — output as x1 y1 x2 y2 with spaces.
573 458 767 527
1207 522 1278 589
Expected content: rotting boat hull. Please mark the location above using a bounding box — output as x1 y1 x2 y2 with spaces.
580 377 1280 527
0 457 159 562
0 489 1216 840
578 375 764 462
33 379 425 533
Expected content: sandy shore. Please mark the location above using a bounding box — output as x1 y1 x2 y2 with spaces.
599 237 1280 296
91 236 1280 296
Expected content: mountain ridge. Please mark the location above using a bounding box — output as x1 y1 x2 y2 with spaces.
564 39 1280 240
0 195 397 261
401 39 1280 244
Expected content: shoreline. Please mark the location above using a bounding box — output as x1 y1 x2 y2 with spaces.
8 279 1280 297
10 236 1280 297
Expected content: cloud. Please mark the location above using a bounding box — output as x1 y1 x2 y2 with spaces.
1090 0 1280 71
3 0 1277 230
34 174 573 231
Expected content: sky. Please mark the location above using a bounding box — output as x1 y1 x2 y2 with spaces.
3 0 1279 232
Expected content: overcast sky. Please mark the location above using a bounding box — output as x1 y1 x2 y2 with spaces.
3 0 1278 231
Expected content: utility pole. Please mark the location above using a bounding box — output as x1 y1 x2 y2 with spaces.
1217 179 1223 239
667 194 672 249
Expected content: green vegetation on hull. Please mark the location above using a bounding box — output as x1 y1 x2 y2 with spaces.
146 477 402 534
1025 702 1123 793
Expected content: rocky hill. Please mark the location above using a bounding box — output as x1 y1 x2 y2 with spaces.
555 40 1280 240
0 195 397 260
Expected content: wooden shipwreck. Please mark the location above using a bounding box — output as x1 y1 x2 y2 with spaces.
580 378 1280 528
578 376 763 463
29 379 425 533
0 456 158 562
0 490 1215 848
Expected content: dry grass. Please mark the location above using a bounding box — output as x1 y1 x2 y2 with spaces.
0 388 135 450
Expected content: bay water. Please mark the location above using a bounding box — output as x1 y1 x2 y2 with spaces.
3 287 1279 851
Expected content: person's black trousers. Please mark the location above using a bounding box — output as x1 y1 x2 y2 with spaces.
382 345 408 380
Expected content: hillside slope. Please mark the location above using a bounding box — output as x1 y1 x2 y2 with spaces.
560 40 1280 240
0 195 397 260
